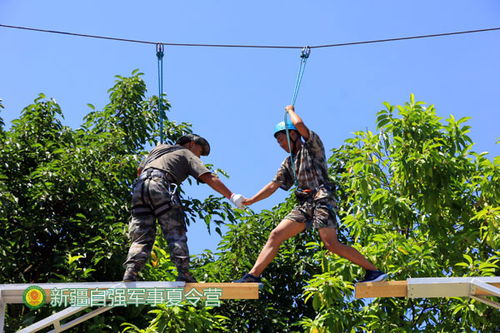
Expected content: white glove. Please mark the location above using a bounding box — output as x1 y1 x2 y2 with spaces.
230 193 246 209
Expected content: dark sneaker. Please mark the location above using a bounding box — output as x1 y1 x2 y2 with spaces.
360 270 388 283
177 272 197 283
123 268 138 282
233 273 261 283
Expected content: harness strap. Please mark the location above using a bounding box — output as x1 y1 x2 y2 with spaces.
132 169 179 216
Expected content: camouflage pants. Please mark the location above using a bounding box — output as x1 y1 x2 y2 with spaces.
123 174 189 275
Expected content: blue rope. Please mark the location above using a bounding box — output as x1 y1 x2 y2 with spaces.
285 47 311 188
156 43 165 144
290 46 311 106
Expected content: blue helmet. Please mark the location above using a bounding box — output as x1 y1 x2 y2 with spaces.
273 121 297 138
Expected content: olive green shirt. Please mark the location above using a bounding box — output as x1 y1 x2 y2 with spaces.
140 144 210 185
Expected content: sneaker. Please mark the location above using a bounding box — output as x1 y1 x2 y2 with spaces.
360 270 388 283
233 273 261 283
123 268 138 282
176 272 197 283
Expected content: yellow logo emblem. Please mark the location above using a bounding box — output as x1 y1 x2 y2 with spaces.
23 286 46 309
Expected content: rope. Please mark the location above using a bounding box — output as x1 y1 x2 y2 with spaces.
156 43 165 144
285 47 311 188
290 47 311 105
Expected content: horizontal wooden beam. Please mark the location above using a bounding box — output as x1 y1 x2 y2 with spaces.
3 281 261 333
355 277 500 299
185 283 260 299
355 281 407 298
0 281 260 304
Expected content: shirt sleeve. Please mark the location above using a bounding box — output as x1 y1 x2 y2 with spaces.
138 156 147 171
272 157 294 191
304 130 325 156
186 152 211 180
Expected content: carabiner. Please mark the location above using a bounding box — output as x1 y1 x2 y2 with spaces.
300 46 311 59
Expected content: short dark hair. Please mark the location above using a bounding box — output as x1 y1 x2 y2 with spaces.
176 134 210 156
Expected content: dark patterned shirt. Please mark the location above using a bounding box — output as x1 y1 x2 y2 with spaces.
272 130 330 191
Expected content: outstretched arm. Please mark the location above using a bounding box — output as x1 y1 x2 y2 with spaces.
285 105 310 140
199 173 233 199
243 181 281 206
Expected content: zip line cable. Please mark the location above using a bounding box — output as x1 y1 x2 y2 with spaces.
3 22 499 156
0 24 499 49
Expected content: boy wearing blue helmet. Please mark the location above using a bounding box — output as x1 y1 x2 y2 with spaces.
234 105 386 283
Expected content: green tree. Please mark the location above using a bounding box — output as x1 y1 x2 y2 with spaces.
300 95 499 332
0 71 235 332
124 95 498 333
3 78 498 333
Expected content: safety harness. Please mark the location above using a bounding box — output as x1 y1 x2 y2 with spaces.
132 146 184 216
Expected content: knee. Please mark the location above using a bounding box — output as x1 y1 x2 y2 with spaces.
322 238 341 253
129 228 154 244
268 228 285 245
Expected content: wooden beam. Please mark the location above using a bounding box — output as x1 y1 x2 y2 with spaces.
185 283 260 299
355 281 407 298
9 282 261 333
355 277 500 299
0 281 260 305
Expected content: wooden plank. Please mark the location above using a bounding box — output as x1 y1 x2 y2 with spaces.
355 281 407 298
185 283 260 299
356 277 500 299
0 281 260 304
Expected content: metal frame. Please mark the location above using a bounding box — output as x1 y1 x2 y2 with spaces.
0 281 261 333
355 276 499 309
0 293 5 333
469 278 500 309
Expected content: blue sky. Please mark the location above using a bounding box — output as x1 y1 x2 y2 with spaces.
1 1 499 256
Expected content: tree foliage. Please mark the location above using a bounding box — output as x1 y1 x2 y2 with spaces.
125 95 498 333
1 74 498 333
0 71 235 332
299 95 499 332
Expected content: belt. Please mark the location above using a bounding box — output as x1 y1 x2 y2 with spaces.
137 168 178 195
294 184 335 201
296 184 335 193
139 168 169 180
294 189 315 202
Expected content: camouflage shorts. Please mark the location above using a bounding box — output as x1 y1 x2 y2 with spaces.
285 197 338 230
